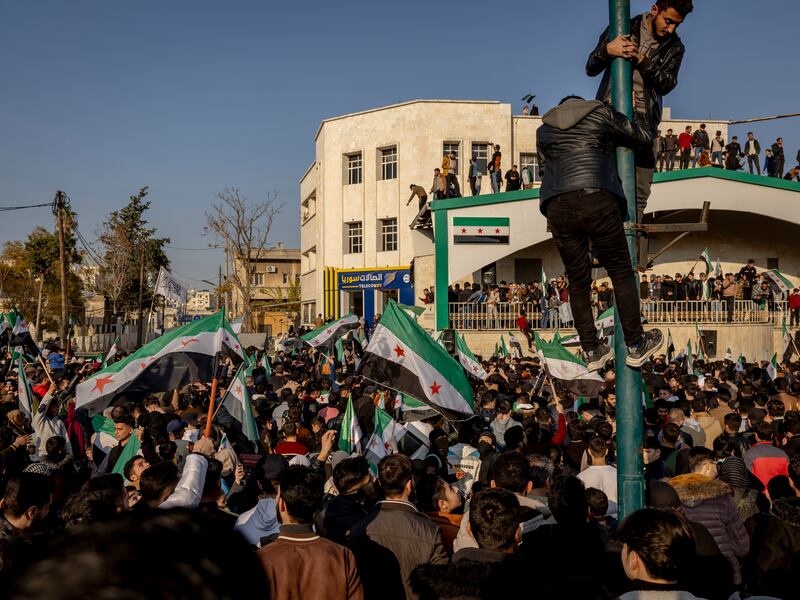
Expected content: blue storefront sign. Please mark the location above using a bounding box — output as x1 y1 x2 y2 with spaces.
331 267 414 328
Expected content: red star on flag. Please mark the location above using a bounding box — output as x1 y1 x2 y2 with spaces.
180 338 199 347
495 228 500 233
461 227 466 233
234 344 240 350
92 375 114 394
430 382 441 395
477 228 483 234
394 345 405 358
471 365 478 372
326 329 333 335
140 363 148 370
235 384 243 395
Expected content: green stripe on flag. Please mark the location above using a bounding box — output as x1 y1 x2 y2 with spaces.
452 217 510 227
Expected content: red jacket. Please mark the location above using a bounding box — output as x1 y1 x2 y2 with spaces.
789 293 800 309
678 132 693 149
744 441 789 487
517 316 529 331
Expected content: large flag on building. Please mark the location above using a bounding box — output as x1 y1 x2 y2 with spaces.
364 408 406 472
456 333 488 380
16 356 34 421
699 248 713 274
76 311 244 415
534 332 604 397
220 364 259 445
452 217 510 244
357 300 474 419
338 396 362 454
154 266 189 304
764 269 793 297
301 314 360 359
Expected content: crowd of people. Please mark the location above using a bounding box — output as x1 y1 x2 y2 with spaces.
655 126 799 179
0 325 800 598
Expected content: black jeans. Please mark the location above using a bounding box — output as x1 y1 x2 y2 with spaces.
680 148 691 169
791 308 800 328
546 189 643 350
747 154 761 175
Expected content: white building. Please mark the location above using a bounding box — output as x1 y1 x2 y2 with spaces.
186 289 214 313
300 99 730 328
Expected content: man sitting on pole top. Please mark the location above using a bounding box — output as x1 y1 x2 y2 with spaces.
536 95 663 371
587 0 693 225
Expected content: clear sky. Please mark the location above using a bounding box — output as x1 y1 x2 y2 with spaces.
2 0 798 289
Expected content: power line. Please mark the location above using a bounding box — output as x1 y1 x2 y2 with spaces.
0 202 52 212
166 245 219 251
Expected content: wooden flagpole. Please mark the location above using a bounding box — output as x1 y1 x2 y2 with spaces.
37 354 55 384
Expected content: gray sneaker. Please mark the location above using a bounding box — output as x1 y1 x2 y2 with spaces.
626 329 664 368
582 342 614 372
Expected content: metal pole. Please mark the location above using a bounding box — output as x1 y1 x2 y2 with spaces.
55 191 69 345
609 0 644 519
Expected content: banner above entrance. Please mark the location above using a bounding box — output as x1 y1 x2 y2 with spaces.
337 268 412 290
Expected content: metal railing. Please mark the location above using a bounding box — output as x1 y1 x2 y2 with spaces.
448 299 788 331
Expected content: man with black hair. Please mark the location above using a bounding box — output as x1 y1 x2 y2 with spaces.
137 453 208 510
105 414 137 473
587 0 693 224
350 454 447 600
315 456 372 545
616 508 701 599
258 465 363 600
0 473 53 542
489 399 520 451
577 437 618 517
123 456 150 491
536 94 663 372
454 451 548 552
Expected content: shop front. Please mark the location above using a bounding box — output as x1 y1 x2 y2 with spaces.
323 266 414 328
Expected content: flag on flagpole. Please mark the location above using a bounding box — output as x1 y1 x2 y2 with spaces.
499 335 510 358
338 396 363 454
230 316 244 334
699 248 713 274
9 310 40 359
534 332 604 397
90 414 118 471
16 356 34 422
506 331 524 358
260 352 271 377
219 364 259 445
735 354 744 373
715 258 722 278
154 266 190 304
398 303 425 320
364 408 406 472
766 353 778 381
456 333 488 380
666 330 675 362
301 314 360 358
76 311 244 415
686 340 696 375
725 347 733 361
357 300 474 419
763 269 793 298
0 313 10 348
782 316 794 362
103 337 120 368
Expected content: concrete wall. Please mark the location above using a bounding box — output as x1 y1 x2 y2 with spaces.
460 323 778 364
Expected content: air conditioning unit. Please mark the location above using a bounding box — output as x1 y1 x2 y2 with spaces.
266 266 278 273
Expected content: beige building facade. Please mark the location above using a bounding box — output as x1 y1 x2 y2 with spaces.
300 99 730 327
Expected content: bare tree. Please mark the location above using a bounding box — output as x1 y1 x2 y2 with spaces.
205 188 281 332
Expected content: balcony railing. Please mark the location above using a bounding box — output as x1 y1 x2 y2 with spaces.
447 300 787 331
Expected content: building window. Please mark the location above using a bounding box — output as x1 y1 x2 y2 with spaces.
347 222 363 254
471 143 488 175
346 153 362 185
443 142 459 160
519 153 540 184
250 272 264 287
283 273 290 284
380 218 398 252
380 147 397 180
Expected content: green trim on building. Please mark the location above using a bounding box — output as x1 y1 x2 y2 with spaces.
434 210 450 331
652 168 800 191
430 187 539 212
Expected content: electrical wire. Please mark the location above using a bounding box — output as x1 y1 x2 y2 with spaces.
0 202 52 212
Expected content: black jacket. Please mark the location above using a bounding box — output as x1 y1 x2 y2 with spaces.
536 99 651 216
692 130 710 149
744 139 760 155
586 13 685 136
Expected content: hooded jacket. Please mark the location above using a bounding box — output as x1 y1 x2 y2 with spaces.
586 13 685 136
536 99 652 217
670 473 750 584
234 497 280 547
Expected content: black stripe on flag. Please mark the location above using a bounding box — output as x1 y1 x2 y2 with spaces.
453 235 510 245
358 351 469 421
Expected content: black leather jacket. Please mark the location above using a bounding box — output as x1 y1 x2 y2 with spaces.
536 99 652 216
586 13 685 136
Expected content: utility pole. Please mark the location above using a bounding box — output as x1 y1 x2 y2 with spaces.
54 191 69 346
136 256 145 348
218 264 222 314
609 0 644 519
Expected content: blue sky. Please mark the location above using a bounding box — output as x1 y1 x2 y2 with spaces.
1 0 798 288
